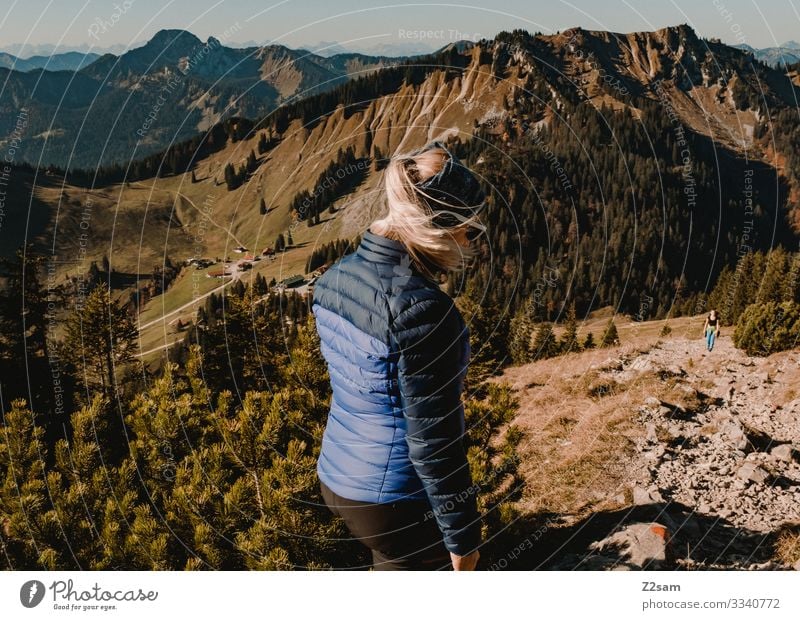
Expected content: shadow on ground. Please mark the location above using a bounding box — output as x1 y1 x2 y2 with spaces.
486 501 782 570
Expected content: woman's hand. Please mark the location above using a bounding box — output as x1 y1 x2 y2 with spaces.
450 550 480 571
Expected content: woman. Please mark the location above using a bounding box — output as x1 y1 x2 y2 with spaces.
310 141 487 570
702 309 720 351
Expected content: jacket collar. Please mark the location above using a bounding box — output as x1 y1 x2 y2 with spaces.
356 228 408 264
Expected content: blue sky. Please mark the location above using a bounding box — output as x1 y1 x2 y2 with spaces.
1 0 799 56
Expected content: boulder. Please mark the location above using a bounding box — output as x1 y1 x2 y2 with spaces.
631 484 664 505
644 396 661 408
588 522 672 569
771 444 799 463
720 421 749 451
630 358 654 372
741 423 776 452
632 485 651 505
735 463 770 484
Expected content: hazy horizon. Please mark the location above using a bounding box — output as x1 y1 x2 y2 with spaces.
1 0 799 59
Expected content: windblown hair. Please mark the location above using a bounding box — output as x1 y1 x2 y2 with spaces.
370 145 480 280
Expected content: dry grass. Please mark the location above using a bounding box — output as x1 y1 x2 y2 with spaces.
698 422 720 437
774 523 800 566
498 366 668 516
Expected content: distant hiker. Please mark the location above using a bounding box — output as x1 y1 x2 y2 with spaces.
702 309 720 351
311 140 487 571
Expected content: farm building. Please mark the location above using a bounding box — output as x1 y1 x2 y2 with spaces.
207 270 232 279
281 274 305 287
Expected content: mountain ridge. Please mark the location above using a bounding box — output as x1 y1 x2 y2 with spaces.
3 23 799 358
0 28 409 169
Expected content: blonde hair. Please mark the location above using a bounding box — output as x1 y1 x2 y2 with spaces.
370 145 480 280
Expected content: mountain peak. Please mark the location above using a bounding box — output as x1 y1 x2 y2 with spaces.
147 29 202 47
650 22 700 44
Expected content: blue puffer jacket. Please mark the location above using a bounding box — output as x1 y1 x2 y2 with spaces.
311 229 481 556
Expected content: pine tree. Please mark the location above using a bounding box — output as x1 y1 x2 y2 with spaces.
531 322 559 359
0 247 53 414
62 283 138 399
756 248 788 305
0 399 55 568
283 314 330 404
455 280 510 390
784 252 800 303
600 318 620 347
252 273 268 296
463 382 524 545
730 252 758 324
583 331 596 349
48 394 129 567
733 300 800 356
195 290 287 393
224 163 236 190
221 387 358 569
559 302 581 353
507 304 534 365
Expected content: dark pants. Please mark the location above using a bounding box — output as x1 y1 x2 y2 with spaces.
320 480 452 570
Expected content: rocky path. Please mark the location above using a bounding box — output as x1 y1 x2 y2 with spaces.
540 336 800 570
636 343 800 525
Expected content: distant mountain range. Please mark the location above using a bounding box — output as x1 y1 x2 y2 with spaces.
0 29 407 169
0 51 101 72
736 41 800 67
297 39 441 57
0 41 132 57
3 27 799 175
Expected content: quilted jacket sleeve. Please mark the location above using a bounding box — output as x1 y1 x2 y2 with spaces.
391 292 481 556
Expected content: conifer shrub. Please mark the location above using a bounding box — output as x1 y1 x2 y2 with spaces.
600 319 620 347
733 301 800 356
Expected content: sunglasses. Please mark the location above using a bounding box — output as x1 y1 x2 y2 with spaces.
412 140 488 226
